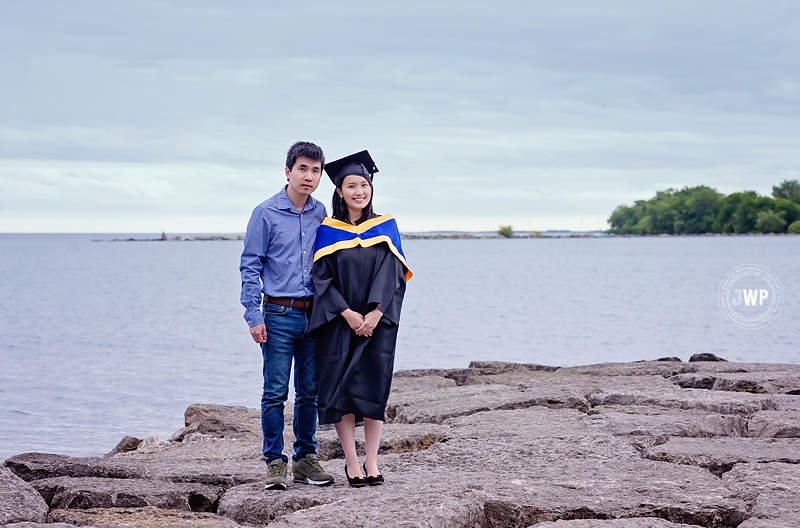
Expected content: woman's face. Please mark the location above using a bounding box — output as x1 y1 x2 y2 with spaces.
338 175 372 212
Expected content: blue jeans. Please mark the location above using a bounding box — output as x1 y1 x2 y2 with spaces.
261 302 318 463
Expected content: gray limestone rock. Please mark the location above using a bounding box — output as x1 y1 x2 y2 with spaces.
215 405 749 527
6 361 800 527
425 408 746 528
390 374 458 393
772 394 800 412
4 452 145 482
31 476 223 511
467 360 559 372
737 520 800 528
671 371 800 395
387 383 590 424
689 353 728 362
3 522 83 528
530 520 705 528
264 491 486 528
533 517 708 528
169 404 261 443
747 410 800 438
585 385 780 415
559 361 796 378
217 482 342 526
394 362 559 388
556 362 699 378
638 437 800 476
4 450 265 488
49 505 242 527
724 462 800 524
585 406 748 438
0 466 48 525
105 436 142 457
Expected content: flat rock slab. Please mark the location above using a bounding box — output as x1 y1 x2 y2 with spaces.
747 410 800 438
446 404 591 430
585 385 780 415
219 480 486 528
386 384 590 424
217 482 350 527
585 407 748 438
723 462 800 524
530 520 705 528
560 362 799 376
391 374 458 392
556 363 699 378
49 505 242 527
0 466 48 525
4 453 146 481
7 361 800 528
169 404 261 443
265 491 486 528
217 407 747 528
3 522 84 528
113 434 262 463
772 394 800 412
414 408 747 527
640 437 800 475
670 371 800 395
31 476 222 512
5 451 265 488
738 520 800 528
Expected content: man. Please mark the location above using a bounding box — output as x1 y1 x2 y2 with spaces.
240 141 334 490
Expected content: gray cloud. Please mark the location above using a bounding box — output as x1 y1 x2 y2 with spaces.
1 0 798 232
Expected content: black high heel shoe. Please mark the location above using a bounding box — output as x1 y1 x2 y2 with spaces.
363 463 384 486
345 465 367 487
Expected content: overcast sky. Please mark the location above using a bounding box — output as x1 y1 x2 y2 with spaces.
1 0 799 233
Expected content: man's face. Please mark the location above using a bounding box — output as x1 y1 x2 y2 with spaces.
285 156 323 197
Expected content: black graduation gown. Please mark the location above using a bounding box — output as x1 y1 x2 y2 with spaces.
310 242 407 425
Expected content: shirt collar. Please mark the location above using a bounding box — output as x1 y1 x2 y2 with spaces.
278 186 316 214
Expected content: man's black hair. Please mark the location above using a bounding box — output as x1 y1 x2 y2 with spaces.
285 141 325 171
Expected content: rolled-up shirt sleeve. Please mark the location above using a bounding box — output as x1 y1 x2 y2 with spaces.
240 206 270 327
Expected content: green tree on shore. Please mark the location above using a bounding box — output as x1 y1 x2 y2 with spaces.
609 180 800 234
773 179 800 201
756 210 787 233
498 225 514 238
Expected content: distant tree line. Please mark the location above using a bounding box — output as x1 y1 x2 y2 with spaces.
608 180 800 234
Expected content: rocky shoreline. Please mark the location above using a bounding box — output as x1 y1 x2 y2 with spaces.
2 358 799 528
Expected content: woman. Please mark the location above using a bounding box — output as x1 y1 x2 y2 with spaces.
309 150 412 487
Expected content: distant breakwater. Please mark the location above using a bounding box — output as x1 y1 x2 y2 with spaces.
94 231 799 242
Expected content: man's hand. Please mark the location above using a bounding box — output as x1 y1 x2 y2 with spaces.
250 323 267 344
355 308 383 337
341 309 365 332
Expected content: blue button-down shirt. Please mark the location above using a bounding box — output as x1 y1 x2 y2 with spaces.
239 187 327 328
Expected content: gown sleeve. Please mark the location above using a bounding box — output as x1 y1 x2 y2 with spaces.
310 253 350 330
366 243 407 326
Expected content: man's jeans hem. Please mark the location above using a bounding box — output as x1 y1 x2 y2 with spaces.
260 303 319 464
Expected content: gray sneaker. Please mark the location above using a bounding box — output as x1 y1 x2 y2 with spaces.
292 454 334 486
265 459 287 490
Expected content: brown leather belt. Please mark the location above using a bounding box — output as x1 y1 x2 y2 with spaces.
265 296 313 311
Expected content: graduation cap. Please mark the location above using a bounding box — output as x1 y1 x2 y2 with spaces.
324 150 379 187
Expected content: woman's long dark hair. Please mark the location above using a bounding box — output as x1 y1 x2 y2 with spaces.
331 176 376 225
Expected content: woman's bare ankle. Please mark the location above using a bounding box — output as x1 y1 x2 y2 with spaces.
346 458 364 478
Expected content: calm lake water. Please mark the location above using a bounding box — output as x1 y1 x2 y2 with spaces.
1 234 798 460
